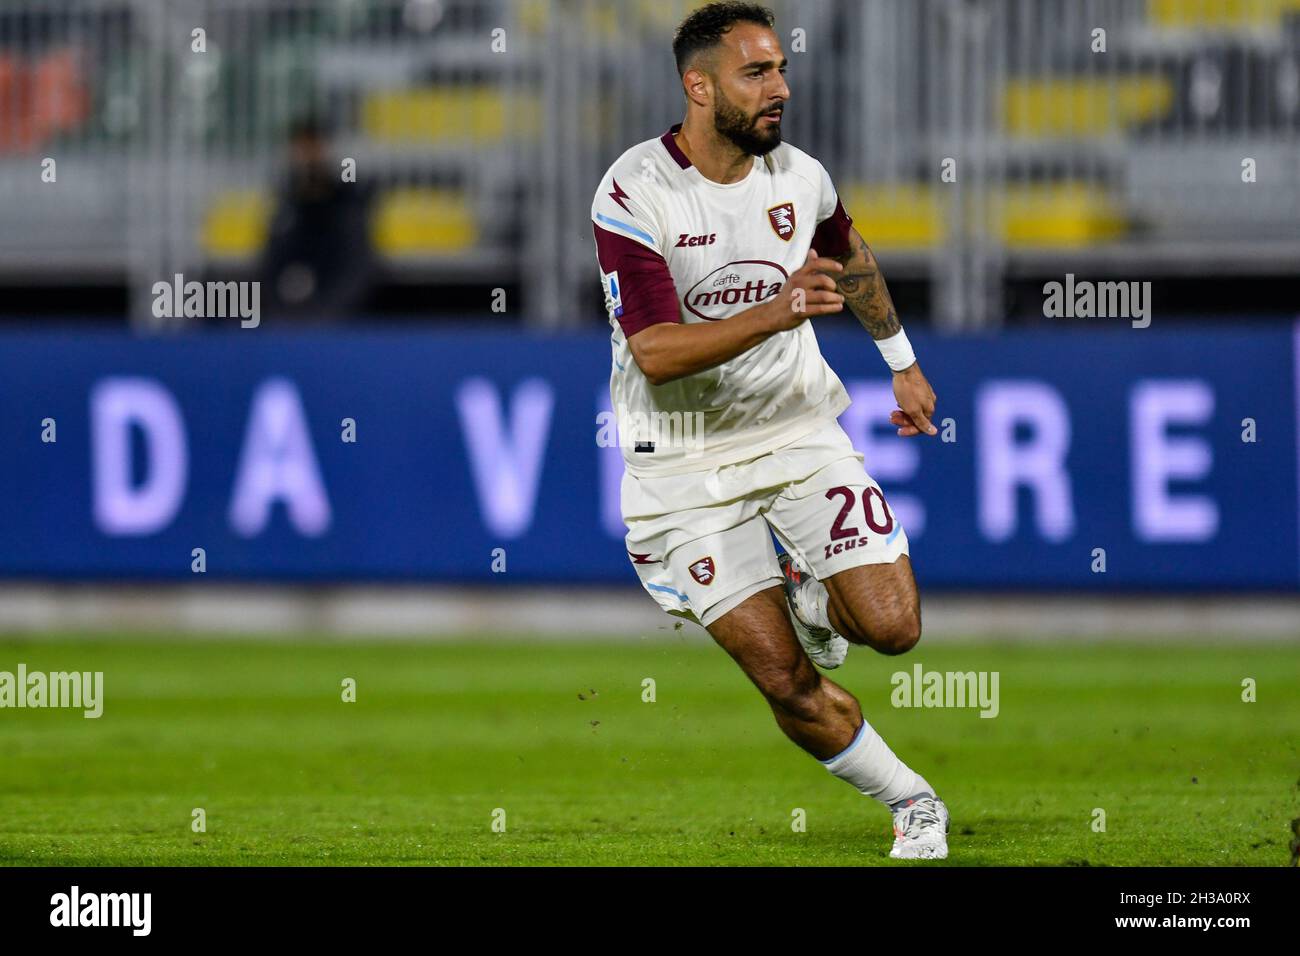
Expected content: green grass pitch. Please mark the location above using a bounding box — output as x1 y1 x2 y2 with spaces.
0 635 1296 866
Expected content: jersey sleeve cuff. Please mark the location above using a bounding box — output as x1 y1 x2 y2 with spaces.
812 197 854 259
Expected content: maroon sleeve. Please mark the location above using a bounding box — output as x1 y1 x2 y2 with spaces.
811 197 854 259
593 224 681 338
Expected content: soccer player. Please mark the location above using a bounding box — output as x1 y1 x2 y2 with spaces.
591 2 948 859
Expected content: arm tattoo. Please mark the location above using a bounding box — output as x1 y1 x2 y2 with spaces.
833 231 901 340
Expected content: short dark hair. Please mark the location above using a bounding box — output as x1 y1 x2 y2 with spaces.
672 2 775 77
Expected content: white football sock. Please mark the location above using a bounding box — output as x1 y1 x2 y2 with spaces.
821 718 934 810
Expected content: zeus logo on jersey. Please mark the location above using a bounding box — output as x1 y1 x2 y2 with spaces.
603 270 623 318
685 260 787 321
675 232 717 247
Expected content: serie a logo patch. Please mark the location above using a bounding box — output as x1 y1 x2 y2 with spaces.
604 269 623 317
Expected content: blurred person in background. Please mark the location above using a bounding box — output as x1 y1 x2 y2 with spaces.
258 116 376 323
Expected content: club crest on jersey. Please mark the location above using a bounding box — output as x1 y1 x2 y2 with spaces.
767 202 796 241
688 556 716 585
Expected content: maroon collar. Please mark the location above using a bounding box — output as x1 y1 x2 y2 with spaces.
660 123 692 170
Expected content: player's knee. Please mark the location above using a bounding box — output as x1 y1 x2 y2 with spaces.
838 604 920 654
834 602 920 654
873 609 921 655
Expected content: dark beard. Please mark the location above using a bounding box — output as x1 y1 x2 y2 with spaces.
713 91 782 156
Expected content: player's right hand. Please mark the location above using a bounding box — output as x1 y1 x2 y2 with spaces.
764 249 845 331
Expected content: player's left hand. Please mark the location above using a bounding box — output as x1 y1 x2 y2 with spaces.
890 363 938 437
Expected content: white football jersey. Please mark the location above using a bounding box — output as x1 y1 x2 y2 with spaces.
591 123 856 478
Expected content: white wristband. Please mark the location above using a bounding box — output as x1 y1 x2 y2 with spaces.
875 328 916 372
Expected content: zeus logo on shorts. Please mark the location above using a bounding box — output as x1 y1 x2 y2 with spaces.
824 485 895 561
688 556 716 585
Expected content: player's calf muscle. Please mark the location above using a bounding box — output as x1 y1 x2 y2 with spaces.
765 676 862 760
749 663 861 758
707 590 862 757
759 665 821 722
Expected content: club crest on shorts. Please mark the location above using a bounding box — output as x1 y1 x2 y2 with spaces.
688 555 716 585
767 202 795 241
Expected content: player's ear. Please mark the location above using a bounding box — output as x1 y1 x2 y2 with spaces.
682 66 711 108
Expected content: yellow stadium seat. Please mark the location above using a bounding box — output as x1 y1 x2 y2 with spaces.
519 0 704 39
371 187 478 255
202 190 272 257
1003 77 1174 137
840 181 1127 250
202 187 478 259
1148 0 1300 29
998 183 1127 247
517 0 550 34
840 183 946 249
362 87 541 145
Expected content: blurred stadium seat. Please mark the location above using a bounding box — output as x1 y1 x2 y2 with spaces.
0 0 1295 326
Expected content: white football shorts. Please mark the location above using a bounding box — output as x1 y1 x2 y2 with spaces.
621 419 909 628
